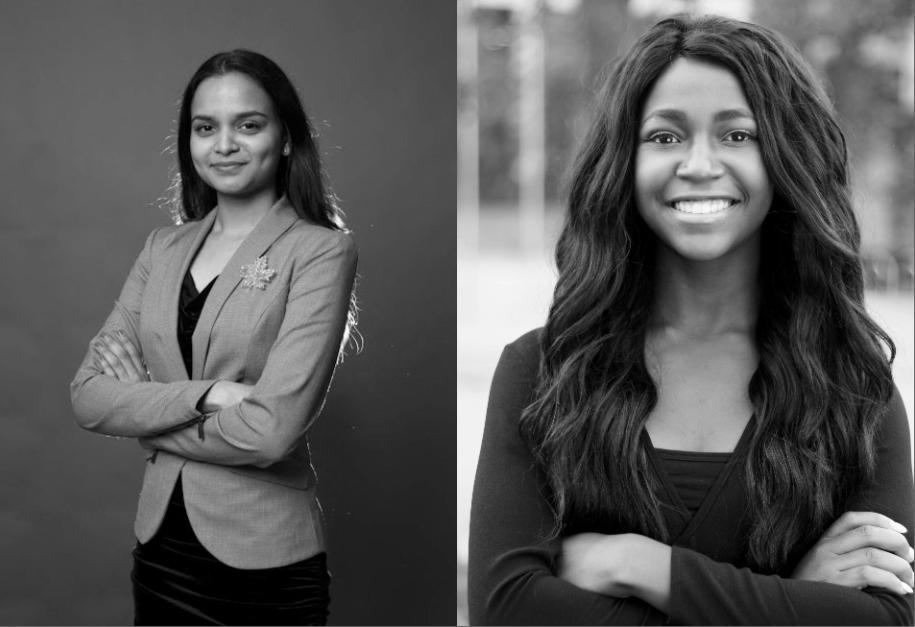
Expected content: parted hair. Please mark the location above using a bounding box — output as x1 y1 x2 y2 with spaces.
166 49 358 354
169 49 345 231
519 13 895 574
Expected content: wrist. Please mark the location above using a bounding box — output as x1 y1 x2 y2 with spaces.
589 533 645 596
607 534 644 592
622 535 672 613
198 381 225 413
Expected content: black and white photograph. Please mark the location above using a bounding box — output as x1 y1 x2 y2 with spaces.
459 0 914 624
0 1 455 625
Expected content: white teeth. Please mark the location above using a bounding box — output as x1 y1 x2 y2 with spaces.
673 199 733 214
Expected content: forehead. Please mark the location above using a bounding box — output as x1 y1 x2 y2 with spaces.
191 72 274 116
641 57 751 120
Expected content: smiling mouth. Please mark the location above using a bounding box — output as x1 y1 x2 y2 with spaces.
212 162 246 169
670 199 738 214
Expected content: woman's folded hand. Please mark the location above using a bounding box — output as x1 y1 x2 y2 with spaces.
93 331 149 383
792 511 915 596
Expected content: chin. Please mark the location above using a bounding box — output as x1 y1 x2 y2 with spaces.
208 180 253 196
667 238 735 262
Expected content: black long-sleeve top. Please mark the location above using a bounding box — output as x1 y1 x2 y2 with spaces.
469 329 915 625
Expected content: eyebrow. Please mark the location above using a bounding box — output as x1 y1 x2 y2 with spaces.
191 111 268 122
641 108 756 125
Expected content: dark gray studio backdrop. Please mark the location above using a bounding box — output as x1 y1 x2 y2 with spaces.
0 1 455 624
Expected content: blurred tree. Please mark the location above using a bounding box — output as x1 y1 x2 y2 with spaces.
753 0 915 286
478 8 520 203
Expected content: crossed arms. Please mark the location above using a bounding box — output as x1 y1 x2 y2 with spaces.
70 227 357 469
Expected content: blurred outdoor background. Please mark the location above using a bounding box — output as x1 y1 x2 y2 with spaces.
457 0 915 623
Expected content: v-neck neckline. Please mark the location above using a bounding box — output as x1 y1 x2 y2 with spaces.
642 414 755 541
185 271 219 299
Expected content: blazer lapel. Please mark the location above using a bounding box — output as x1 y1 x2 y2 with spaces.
190 197 299 380
159 210 218 382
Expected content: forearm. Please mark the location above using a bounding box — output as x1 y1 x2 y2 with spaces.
591 535 908 624
70 370 217 437
472 566 667 626
669 546 912 625
140 393 310 468
141 414 272 468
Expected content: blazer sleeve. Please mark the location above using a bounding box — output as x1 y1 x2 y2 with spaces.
468 342 668 626
140 230 357 468
667 387 914 626
70 228 219 437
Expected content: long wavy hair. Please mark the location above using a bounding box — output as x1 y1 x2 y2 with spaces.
519 14 895 575
165 49 359 353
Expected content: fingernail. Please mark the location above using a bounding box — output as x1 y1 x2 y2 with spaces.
903 583 913 595
892 521 908 533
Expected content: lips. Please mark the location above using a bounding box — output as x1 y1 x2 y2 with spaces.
212 162 246 169
668 197 738 215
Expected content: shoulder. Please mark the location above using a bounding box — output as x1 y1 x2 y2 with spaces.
284 220 357 262
502 328 543 371
877 383 910 448
143 219 201 255
491 328 543 392
278 222 358 287
486 329 544 437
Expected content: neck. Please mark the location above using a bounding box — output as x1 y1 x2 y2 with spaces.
650 236 761 338
212 190 279 237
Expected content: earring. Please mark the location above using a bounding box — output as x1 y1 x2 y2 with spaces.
283 145 290 156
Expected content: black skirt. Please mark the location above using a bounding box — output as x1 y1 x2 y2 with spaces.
131 480 330 626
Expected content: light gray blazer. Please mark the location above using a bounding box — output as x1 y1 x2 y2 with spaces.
70 197 357 569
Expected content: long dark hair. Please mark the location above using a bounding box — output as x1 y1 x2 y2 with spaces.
168 49 345 231
519 14 895 575
166 49 359 354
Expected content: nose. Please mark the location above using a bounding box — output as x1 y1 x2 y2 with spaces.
214 130 239 155
676 138 724 181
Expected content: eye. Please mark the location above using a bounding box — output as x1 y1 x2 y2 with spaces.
239 121 261 132
647 132 681 145
724 130 755 143
194 124 215 135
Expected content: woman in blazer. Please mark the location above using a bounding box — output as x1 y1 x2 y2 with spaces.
70 50 356 625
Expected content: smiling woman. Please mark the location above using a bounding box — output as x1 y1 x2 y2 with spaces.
469 13 914 626
636 57 773 270
70 49 356 626
190 74 286 204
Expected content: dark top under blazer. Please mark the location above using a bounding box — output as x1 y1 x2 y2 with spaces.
71 197 357 569
469 328 915 625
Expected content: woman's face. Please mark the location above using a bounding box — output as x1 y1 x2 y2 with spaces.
634 57 773 263
189 72 286 203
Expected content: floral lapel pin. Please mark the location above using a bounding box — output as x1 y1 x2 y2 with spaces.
240 256 276 290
